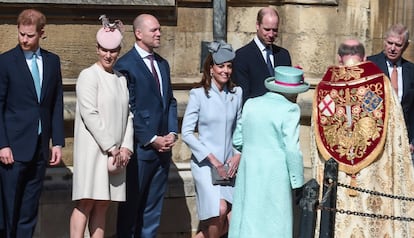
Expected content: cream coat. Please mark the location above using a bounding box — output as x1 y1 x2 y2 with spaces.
72 63 133 201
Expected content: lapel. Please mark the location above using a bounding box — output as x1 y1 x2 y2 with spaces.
401 58 414 100
155 54 168 109
377 52 391 78
39 48 50 103
13 46 39 101
249 40 267 68
134 50 164 105
155 54 168 96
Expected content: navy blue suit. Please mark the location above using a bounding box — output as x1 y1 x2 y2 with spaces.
115 47 178 238
233 40 292 104
367 52 414 143
0 45 64 238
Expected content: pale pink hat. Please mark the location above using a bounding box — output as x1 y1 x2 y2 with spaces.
96 27 123 50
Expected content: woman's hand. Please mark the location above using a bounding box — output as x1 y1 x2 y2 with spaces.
119 147 132 167
226 154 241 178
207 153 227 179
108 148 121 167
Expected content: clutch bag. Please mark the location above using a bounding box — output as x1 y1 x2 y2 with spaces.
210 164 235 186
107 156 124 174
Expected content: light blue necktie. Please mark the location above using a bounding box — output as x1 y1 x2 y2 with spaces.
31 52 41 101
266 47 275 76
31 52 42 134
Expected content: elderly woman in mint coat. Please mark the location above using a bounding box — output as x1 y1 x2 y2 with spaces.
228 66 309 238
181 41 242 238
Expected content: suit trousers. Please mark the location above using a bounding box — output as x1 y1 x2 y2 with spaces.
117 154 170 238
0 176 4 237
0 136 46 238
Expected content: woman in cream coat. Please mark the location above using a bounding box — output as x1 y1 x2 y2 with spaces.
70 21 133 238
182 41 242 238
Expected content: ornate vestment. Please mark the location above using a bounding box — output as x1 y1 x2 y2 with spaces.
311 61 414 237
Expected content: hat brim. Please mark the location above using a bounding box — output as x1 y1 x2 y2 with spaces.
264 76 310 94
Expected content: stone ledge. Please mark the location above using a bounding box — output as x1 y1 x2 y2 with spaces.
0 3 177 26
42 162 195 198
37 162 197 238
38 158 313 237
63 90 190 121
0 0 175 4
62 77 318 121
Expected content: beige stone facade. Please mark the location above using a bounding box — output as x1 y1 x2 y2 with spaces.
0 0 414 237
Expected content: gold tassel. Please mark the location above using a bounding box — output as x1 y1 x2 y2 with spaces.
348 174 358 196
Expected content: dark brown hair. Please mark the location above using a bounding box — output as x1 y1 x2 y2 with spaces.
198 53 236 97
337 42 365 58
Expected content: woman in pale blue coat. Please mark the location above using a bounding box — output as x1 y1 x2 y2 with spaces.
228 66 309 238
182 41 242 238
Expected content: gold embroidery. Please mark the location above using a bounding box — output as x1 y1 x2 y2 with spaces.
330 66 365 82
319 83 384 162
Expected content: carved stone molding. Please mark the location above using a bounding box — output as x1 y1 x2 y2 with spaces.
226 0 338 6
0 2 177 25
0 0 175 5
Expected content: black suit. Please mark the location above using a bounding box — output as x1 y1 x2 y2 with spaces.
368 52 414 143
0 45 64 237
233 40 292 104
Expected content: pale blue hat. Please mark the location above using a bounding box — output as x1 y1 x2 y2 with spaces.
264 66 310 94
207 40 235 64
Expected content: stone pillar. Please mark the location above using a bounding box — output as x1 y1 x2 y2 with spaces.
213 0 226 41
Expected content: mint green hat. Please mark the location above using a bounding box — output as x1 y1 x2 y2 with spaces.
264 66 310 94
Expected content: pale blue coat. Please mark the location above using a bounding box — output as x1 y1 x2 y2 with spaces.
228 92 304 238
181 84 242 220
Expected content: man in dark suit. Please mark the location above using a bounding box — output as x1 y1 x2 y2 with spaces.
233 7 292 104
367 23 414 154
115 14 178 238
0 9 64 238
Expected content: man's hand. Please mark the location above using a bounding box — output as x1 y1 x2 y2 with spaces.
0 147 14 165
50 146 62 166
152 134 176 153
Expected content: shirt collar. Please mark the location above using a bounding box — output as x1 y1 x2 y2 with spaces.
254 35 268 52
134 43 153 59
211 80 229 94
386 58 401 67
24 48 41 59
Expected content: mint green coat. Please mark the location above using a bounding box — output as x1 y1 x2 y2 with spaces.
228 92 304 238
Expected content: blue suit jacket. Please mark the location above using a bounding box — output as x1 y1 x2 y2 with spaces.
0 45 65 162
367 52 414 142
233 40 291 103
114 48 178 161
